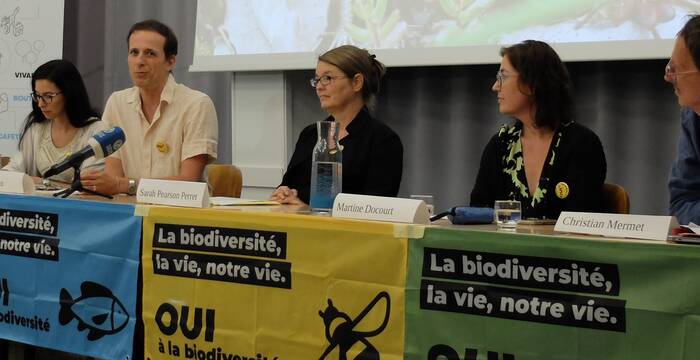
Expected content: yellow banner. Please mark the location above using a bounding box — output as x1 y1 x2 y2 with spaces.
142 207 407 360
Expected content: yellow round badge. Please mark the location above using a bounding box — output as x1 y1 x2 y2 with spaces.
555 182 570 199
156 141 169 153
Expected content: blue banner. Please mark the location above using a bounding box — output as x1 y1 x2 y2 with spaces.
0 194 140 360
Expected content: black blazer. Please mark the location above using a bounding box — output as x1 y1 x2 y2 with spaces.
470 121 606 219
280 107 403 203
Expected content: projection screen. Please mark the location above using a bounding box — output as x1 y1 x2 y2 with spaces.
191 0 698 72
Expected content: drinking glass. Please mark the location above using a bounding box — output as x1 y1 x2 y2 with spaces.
494 200 521 229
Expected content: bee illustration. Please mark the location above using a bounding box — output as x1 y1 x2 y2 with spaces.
318 291 391 360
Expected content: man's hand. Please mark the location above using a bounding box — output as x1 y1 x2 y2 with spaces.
80 170 123 195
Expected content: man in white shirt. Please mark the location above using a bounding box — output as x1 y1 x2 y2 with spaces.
81 19 218 195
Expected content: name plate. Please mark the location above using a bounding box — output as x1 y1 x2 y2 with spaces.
0 171 34 194
554 211 679 241
136 179 209 208
332 193 429 224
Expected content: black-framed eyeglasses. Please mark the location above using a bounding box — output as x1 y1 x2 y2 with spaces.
310 74 346 88
31 92 62 104
665 60 698 82
495 69 517 88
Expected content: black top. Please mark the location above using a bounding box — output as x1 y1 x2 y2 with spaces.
280 107 403 203
470 121 606 219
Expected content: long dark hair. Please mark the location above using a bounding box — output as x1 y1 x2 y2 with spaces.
19 59 100 147
500 40 574 129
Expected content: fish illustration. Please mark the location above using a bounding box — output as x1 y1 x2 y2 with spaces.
59 281 130 341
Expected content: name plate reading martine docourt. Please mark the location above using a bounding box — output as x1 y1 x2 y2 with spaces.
555 212 678 241
332 193 430 224
137 179 209 208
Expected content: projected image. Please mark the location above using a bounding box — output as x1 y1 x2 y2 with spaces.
195 0 698 57
435 0 697 46
195 0 331 55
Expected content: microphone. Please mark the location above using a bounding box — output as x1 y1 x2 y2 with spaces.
431 206 494 224
42 127 125 179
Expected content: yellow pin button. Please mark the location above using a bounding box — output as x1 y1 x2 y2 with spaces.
555 182 569 199
156 141 169 153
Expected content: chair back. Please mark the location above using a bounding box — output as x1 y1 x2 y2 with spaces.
602 182 630 214
206 164 242 198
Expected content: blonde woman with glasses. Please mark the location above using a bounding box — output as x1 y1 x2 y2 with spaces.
271 45 403 205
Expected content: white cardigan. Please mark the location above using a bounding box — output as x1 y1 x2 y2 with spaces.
4 117 108 183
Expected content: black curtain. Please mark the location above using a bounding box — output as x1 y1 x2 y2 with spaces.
65 0 681 215
288 59 679 215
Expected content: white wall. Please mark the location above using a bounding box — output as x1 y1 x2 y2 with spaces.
231 72 291 199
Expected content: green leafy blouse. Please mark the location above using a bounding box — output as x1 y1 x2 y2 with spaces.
470 121 606 219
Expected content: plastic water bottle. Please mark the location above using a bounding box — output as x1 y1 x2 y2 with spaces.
310 121 342 212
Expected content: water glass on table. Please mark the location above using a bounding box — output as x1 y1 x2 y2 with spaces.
494 200 521 229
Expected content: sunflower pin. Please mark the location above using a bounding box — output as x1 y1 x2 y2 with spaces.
156 141 169 153
555 182 570 199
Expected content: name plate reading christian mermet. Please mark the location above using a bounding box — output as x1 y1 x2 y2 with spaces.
332 193 430 224
0 171 35 194
136 179 209 208
554 211 679 241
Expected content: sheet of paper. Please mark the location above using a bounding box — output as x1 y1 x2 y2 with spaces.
210 197 279 206
684 222 700 234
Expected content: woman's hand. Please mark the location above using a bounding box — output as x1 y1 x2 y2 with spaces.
270 186 304 205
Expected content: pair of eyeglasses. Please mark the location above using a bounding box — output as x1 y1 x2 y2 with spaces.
664 60 698 83
665 60 698 82
495 69 517 87
309 74 346 88
31 92 62 104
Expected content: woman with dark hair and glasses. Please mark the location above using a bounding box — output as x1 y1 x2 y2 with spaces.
470 40 606 219
4 59 107 183
270 45 403 205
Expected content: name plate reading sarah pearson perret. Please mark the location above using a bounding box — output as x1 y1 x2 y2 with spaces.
137 179 209 208
0 171 35 194
332 193 430 224
554 211 679 241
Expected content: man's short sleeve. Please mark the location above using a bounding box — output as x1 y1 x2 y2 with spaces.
181 95 218 162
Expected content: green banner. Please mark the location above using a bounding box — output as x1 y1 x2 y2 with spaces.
405 227 700 359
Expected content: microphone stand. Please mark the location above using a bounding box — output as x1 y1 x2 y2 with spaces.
52 164 113 199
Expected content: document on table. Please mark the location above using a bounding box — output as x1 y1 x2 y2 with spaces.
685 222 700 234
669 222 700 244
210 197 279 206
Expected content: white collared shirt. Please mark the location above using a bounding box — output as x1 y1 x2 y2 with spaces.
103 74 218 179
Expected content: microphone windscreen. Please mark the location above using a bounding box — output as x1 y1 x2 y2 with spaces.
450 207 494 225
91 127 125 159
